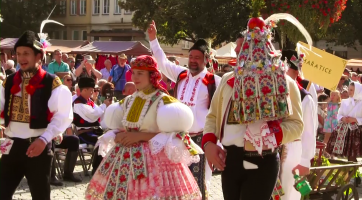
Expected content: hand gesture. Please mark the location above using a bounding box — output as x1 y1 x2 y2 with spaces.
114 131 140 147
26 139 47 157
104 98 112 107
293 164 310 176
341 117 348 123
204 142 226 171
147 20 157 41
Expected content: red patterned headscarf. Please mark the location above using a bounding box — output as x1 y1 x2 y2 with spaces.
130 55 169 95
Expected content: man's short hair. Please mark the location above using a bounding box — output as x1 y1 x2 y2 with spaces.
54 49 62 54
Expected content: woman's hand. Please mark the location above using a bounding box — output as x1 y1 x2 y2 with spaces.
114 131 140 147
341 117 349 123
346 117 358 124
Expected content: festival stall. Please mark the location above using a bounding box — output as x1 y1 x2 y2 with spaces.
346 59 362 73
70 41 151 55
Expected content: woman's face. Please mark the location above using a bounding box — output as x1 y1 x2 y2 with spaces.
348 85 355 98
131 69 151 90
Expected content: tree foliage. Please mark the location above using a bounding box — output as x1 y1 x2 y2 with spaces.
119 0 251 47
0 0 56 38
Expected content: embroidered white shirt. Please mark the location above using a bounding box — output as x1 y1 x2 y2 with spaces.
150 39 221 133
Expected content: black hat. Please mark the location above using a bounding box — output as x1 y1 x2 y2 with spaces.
78 77 96 89
14 31 42 55
189 39 209 55
281 49 299 70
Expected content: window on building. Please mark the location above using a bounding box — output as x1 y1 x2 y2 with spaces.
103 0 110 14
63 31 67 40
114 0 121 14
73 31 79 40
93 0 100 14
70 0 76 15
80 0 86 15
58 0 66 15
94 36 100 41
124 10 132 15
82 31 88 40
183 40 190 49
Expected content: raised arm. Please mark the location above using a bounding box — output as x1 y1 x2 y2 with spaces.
148 20 187 82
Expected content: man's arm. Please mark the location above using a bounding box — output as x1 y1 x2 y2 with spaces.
40 84 73 143
73 103 106 123
148 21 186 82
108 68 114 82
278 76 304 144
300 96 317 168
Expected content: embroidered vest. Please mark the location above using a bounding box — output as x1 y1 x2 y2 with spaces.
2 72 58 129
72 96 101 128
173 70 216 108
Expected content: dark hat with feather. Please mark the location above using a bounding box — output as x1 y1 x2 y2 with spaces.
189 39 210 56
14 31 42 56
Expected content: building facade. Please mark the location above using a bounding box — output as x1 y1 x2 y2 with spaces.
48 0 191 56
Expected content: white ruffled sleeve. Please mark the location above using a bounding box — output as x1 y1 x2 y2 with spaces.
148 99 203 166
96 102 125 156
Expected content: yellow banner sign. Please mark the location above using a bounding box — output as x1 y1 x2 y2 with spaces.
297 41 347 91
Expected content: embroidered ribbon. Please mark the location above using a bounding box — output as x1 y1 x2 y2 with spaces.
332 122 349 154
176 132 198 156
0 140 12 154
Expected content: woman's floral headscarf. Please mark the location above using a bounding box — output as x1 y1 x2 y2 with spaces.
130 55 169 95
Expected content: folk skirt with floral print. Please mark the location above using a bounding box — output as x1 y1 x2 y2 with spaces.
85 142 201 200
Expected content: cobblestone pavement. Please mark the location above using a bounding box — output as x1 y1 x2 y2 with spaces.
13 164 362 200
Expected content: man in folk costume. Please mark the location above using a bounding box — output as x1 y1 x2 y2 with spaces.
280 49 317 200
201 12 315 199
148 21 221 199
73 77 111 175
0 30 73 199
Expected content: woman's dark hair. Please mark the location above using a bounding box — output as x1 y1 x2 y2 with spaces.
318 93 329 102
350 82 355 87
101 82 114 97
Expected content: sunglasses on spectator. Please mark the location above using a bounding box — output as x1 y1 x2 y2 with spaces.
70 61 75 63
65 78 72 82
94 89 100 92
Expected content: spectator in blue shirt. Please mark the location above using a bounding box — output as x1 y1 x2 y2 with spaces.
108 53 130 100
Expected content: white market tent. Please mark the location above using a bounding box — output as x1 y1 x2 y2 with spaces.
216 42 237 58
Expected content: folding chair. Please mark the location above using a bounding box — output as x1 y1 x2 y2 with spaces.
53 148 65 179
72 124 95 176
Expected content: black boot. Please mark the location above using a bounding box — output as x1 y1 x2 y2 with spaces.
91 147 103 175
63 151 82 182
50 158 64 186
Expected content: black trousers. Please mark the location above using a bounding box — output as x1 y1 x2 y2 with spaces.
78 131 100 146
55 135 79 152
221 145 279 200
0 138 53 200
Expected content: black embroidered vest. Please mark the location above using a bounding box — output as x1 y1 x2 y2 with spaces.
3 73 56 129
72 96 100 128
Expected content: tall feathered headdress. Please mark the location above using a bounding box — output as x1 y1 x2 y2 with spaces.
34 6 64 61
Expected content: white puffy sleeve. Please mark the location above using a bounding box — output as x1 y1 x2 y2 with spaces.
148 96 203 166
96 101 126 156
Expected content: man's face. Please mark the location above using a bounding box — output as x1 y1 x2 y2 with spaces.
343 71 350 77
118 58 127 66
16 46 41 71
223 66 232 73
352 73 358 81
234 38 244 56
81 87 94 99
188 50 205 74
104 60 112 69
68 59 75 68
62 54 68 62
54 51 62 62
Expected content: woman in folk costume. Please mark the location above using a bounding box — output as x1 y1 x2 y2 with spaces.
85 55 202 200
201 12 314 200
326 81 362 162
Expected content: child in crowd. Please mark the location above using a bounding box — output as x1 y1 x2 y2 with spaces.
317 93 329 138
323 90 341 144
